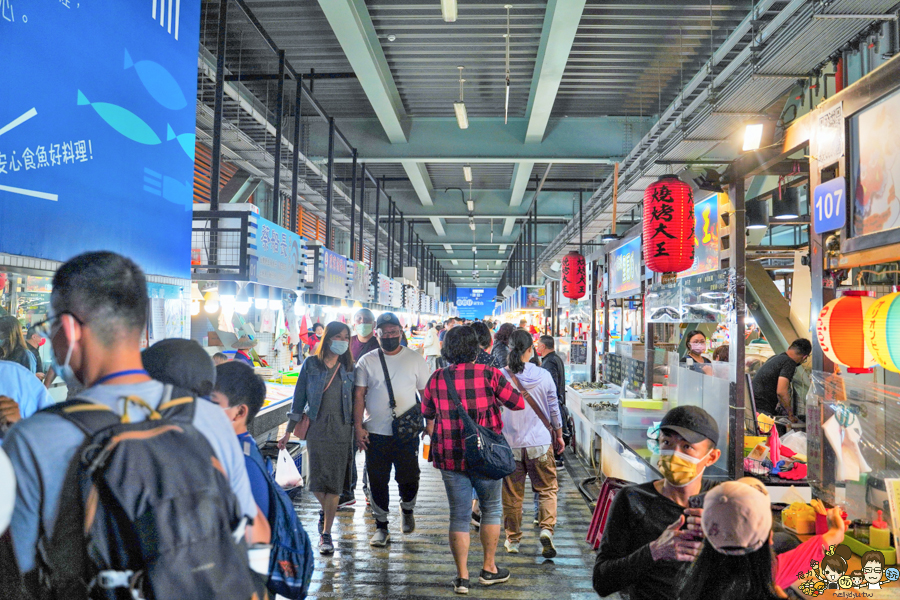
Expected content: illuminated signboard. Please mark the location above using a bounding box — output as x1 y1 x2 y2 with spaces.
457 287 496 320
679 194 720 278
314 248 348 298
609 236 642 299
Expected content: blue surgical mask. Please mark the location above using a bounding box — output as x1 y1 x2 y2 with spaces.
356 323 373 337
50 322 81 388
330 340 349 356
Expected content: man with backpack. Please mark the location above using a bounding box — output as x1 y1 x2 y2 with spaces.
211 360 314 599
2 252 267 599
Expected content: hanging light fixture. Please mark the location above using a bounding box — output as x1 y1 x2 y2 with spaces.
746 198 770 229
190 283 203 316
204 291 220 314
255 284 269 310
467 182 474 212
504 5 512 124
463 165 472 183
235 283 252 315
454 66 468 129
441 0 457 22
643 175 695 274
469 216 476 231
816 291 877 373
864 291 900 373
772 186 801 220
269 287 282 311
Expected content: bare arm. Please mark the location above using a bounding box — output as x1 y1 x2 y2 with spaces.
776 376 796 419
354 385 369 450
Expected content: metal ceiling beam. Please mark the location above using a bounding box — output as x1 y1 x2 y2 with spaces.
315 0 407 143
525 0 588 144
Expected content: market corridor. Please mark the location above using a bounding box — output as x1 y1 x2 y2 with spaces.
294 454 598 600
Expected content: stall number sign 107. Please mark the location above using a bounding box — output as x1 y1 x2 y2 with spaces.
813 177 846 234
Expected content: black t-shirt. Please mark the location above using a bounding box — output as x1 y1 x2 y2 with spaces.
593 480 716 600
680 354 711 373
752 352 798 416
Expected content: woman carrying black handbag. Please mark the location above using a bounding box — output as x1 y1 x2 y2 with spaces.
421 326 525 596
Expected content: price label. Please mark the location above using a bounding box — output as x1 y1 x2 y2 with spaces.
812 177 846 234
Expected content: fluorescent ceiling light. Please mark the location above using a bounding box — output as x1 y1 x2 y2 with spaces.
742 123 764 151
441 0 457 22
499 244 507 252
451 259 458 265
496 259 502 265
467 200 474 211
454 101 468 129
463 165 472 182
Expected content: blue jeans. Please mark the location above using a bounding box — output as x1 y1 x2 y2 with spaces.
441 469 502 533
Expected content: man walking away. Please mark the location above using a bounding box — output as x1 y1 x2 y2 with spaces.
354 312 431 546
537 335 569 465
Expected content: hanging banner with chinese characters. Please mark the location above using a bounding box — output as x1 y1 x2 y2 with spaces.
0 1 202 278
348 260 370 303
377 273 391 305
252 216 304 290
314 247 348 298
520 286 547 310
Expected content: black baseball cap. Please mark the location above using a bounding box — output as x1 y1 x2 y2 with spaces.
660 405 719 447
375 312 402 330
143 338 217 397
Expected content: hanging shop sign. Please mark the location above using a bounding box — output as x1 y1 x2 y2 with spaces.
0 2 201 279
377 273 391 305
348 260 371 303
679 194 720 278
390 279 403 309
252 216 304 290
608 236 642 299
643 175 695 273
404 284 420 312
812 177 846 235
457 287 496 320
817 102 844 167
816 291 877 373
520 286 546 310
646 280 682 323
313 247 348 298
863 291 900 373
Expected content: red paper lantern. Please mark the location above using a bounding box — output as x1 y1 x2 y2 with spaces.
643 175 695 273
561 251 586 300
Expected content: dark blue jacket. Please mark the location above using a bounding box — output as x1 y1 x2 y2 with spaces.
287 355 354 426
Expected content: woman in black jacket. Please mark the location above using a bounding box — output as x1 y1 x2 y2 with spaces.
490 323 516 368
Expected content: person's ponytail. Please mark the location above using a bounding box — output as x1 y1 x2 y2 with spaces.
507 329 533 374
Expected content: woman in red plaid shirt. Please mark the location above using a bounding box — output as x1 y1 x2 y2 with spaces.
422 325 525 595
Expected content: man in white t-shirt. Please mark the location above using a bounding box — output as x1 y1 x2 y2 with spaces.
354 312 431 547
422 321 442 372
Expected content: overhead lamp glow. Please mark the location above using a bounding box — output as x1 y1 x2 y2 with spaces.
742 123 764 151
235 283 252 314
454 101 468 130
441 0 457 22
255 284 270 310
463 165 472 182
204 291 220 314
454 66 468 129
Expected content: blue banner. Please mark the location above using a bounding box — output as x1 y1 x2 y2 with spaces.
456 287 495 320
0 1 201 278
813 177 847 235
252 216 304 290
315 247 348 298
609 236 642 299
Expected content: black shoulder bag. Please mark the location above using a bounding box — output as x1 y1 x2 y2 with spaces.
441 367 516 480
379 350 425 446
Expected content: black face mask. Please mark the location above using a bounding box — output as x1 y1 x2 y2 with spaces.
379 337 400 352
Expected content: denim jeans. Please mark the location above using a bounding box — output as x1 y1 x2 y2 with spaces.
441 469 502 533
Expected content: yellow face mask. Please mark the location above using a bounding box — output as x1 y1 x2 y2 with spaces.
657 449 712 487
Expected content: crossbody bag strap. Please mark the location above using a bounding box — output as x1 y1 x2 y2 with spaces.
323 360 341 392
378 350 398 418
506 369 553 433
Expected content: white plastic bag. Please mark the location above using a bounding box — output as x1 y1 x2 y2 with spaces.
274 448 303 489
781 431 808 456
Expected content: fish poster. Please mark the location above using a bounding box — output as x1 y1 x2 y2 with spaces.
0 0 201 278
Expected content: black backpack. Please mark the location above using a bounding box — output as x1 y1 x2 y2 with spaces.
33 386 259 600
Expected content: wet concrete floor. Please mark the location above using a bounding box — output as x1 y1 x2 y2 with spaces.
291 452 600 599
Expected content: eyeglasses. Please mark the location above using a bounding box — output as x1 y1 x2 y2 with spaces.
31 312 83 339
863 567 883 574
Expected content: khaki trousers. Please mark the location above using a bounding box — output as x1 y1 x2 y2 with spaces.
502 447 558 542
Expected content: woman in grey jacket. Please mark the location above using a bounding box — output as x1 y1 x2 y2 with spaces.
499 330 565 559
279 321 355 554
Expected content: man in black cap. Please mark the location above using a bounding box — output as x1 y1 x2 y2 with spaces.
593 405 721 600
353 312 431 547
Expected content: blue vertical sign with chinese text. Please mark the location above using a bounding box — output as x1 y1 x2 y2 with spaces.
252 216 303 290
0 1 201 278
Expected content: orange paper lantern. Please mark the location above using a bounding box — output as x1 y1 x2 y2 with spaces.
816 291 877 373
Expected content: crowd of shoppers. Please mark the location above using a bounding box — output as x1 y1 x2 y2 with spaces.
0 252 835 600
